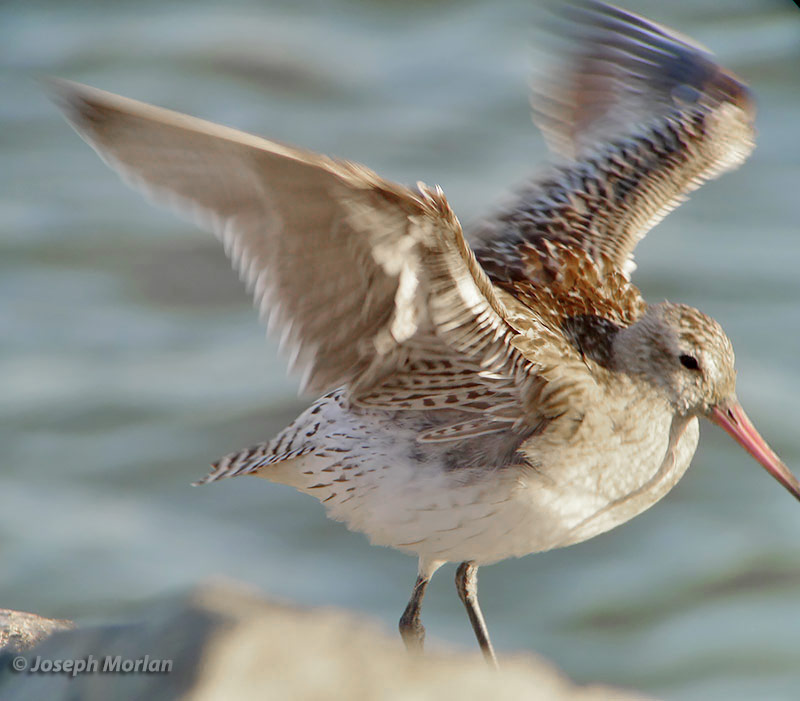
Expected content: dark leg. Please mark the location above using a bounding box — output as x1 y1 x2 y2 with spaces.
399 574 431 653
455 561 498 668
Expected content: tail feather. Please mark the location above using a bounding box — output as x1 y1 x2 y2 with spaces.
193 442 314 486
193 391 344 487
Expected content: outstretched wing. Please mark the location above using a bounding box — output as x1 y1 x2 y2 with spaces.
473 0 755 281
49 80 567 429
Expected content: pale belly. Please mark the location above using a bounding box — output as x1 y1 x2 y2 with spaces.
259 391 700 566
501 412 700 558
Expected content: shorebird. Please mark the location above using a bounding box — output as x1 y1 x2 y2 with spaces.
49 1 799 667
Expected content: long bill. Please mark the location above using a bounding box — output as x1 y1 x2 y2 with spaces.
709 400 800 502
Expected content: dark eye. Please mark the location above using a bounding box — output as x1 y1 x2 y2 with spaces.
679 354 700 371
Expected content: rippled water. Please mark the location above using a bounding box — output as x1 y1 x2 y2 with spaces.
2 1 800 698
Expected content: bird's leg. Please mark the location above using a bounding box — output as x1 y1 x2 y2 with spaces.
399 573 431 653
455 561 498 668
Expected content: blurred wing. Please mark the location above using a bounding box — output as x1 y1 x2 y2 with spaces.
473 0 755 281
49 79 542 406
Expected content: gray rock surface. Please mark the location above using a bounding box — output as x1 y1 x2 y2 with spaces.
0 583 652 700
0 609 74 654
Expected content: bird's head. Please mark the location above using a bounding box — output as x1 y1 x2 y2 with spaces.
614 302 800 501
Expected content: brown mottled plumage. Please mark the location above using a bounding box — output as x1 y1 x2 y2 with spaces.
48 0 798 669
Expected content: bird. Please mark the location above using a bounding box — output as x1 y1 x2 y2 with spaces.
48 0 799 668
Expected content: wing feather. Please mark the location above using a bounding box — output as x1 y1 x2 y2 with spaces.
48 79 550 426
473 0 755 281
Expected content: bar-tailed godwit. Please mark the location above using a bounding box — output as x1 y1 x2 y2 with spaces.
49 0 799 667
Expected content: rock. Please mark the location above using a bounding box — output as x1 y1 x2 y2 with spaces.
0 583 652 700
0 610 74 653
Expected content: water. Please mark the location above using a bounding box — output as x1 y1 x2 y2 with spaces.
2 0 799 698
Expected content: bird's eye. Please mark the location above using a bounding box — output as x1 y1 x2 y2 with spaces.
679 354 700 371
